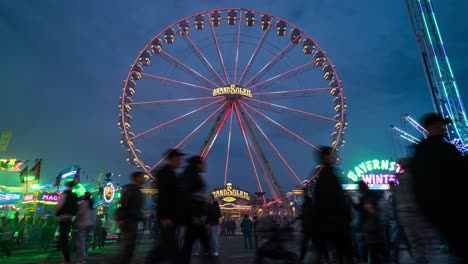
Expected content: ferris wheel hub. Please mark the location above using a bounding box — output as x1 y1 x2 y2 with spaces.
212 84 252 99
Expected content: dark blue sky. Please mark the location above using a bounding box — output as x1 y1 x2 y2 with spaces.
1 0 467 195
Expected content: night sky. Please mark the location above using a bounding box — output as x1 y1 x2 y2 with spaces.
1 0 467 196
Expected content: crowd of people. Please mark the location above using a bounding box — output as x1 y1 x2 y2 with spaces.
1 112 467 264
293 113 468 264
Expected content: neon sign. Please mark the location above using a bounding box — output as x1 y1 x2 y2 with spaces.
347 159 401 182
103 183 115 203
23 194 35 203
212 183 251 202
39 192 60 203
213 85 252 98
0 192 23 205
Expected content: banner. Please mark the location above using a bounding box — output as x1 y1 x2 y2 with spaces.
0 130 12 152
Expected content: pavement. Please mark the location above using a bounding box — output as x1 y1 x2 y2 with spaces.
2 234 458 263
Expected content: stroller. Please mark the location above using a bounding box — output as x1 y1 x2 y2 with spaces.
254 215 299 264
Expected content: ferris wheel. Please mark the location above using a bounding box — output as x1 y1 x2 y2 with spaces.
118 8 347 202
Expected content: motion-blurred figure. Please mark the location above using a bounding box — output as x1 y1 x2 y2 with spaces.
395 157 431 264
116 171 145 264
75 192 96 264
412 113 468 262
314 146 354 264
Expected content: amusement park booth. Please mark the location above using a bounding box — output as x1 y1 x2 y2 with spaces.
211 183 253 221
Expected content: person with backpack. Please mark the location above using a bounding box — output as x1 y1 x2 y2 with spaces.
55 181 79 264
240 214 253 249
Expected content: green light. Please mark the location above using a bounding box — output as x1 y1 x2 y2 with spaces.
72 184 87 197
24 175 37 182
31 184 41 190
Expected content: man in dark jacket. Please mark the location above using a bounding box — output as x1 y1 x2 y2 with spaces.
180 156 214 264
146 148 185 264
116 171 145 264
206 194 222 256
412 113 468 262
314 146 354 264
55 181 79 264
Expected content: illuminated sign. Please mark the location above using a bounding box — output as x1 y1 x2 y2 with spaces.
39 192 60 203
0 159 23 172
212 183 251 202
213 85 252 98
103 183 115 203
347 159 400 184
0 192 23 205
23 193 36 203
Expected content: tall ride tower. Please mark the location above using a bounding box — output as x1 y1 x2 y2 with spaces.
405 0 468 152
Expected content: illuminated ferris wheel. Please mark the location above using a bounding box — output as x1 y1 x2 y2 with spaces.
118 8 347 202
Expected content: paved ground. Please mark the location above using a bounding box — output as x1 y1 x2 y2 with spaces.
2 234 458 263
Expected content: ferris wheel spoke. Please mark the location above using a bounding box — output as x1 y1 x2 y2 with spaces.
248 60 317 91
239 103 303 185
234 103 265 198
242 33 303 87
209 18 230 84
161 50 219 88
200 105 233 159
245 98 339 122
180 31 227 86
249 136 279 200
237 26 271 85
140 72 213 91
224 105 234 186
238 105 288 199
255 88 332 100
148 101 228 173
129 98 223 141
241 101 321 152
129 96 217 106
233 12 242 84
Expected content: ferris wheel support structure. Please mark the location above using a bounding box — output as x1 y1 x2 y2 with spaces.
405 0 468 151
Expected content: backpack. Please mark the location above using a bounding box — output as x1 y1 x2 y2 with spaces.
56 190 79 216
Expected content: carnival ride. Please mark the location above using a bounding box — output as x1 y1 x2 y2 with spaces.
118 8 347 204
394 0 468 154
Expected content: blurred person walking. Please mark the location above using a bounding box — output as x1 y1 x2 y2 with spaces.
412 113 468 262
0 217 12 257
395 157 431 264
297 187 320 263
180 155 215 264
146 148 186 264
75 192 96 264
115 171 145 264
41 215 56 250
314 146 354 264
55 181 79 264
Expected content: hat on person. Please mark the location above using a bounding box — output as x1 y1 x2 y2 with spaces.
421 113 451 129
187 155 204 165
164 148 187 159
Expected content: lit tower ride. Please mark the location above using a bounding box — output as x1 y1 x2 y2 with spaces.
405 0 468 152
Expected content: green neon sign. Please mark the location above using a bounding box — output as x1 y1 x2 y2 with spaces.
347 159 400 181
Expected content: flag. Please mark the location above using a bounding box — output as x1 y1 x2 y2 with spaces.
73 167 81 184
53 172 63 187
28 159 42 181
0 130 13 152
19 165 28 183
